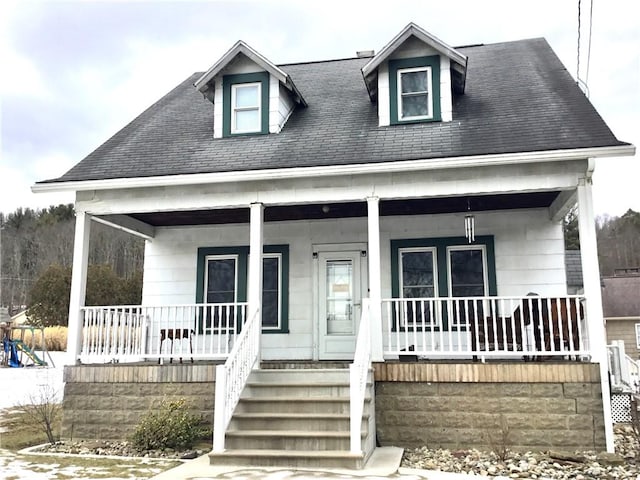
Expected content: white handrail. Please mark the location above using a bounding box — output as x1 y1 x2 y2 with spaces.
350 299 371 454
212 308 261 452
608 340 639 393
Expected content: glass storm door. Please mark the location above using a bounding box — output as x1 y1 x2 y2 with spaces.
318 251 366 360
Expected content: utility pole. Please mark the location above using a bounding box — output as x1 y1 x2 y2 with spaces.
0 217 9 323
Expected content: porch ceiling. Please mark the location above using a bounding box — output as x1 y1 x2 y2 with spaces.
127 191 560 227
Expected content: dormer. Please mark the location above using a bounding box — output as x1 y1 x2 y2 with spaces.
194 41 306 138
362 23 467 126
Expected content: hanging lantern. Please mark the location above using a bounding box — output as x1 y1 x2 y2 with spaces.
464 214 475 243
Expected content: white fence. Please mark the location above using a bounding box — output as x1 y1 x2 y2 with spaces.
382 295 589 360
79 303 247 363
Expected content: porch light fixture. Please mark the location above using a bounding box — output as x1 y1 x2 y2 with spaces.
464 198 475 243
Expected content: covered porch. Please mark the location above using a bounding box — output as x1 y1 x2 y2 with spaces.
59 157 615 456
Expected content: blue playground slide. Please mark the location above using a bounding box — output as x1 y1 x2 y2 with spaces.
2 338 46 367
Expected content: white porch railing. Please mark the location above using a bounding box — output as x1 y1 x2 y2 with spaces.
349 298 372 455
79 303 247 363
212 308 261 452
383 295 589 359
608 340 640 393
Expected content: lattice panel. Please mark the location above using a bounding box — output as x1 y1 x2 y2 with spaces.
612 393 631 423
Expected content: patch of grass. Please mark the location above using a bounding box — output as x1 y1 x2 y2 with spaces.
5 453 181 479
0 408 61 451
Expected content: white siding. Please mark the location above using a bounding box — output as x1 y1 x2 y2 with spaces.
141 209 566 360
378 63 390 126
439 56 452 122
269 78 295 133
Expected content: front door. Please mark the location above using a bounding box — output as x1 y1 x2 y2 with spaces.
317 249 367 360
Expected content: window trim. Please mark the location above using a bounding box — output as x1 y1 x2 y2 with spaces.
446 244 489 298
222 72 270 137
202 254 240 304
398 246 439 328
196 245 289 333
391 236 497 330
231 82 262 134
257 252 284 332
389 55 441 124
635 323 640 349
396 66 433 121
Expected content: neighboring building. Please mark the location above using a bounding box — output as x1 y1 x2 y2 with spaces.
33 23 635 464
604 269 640 358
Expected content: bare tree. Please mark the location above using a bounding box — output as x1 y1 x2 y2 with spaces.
18 383 61 444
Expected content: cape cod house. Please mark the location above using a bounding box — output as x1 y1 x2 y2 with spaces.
34 24 635 467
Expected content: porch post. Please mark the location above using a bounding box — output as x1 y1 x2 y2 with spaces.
577 175 614 452
67 211 91 365
367 197 384 362
248 202 264 366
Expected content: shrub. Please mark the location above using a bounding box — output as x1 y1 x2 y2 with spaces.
130 398 205 450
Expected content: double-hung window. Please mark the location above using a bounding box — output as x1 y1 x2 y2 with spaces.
391 236 496 330
398 247 438 326
222 72 269 137
196 245 289 333
389 55 441 124
447 245 488 327
231 83 261 134
261 253 282 331
397 66 432 121
203 255 239 331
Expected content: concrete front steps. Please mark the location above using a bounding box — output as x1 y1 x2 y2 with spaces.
209 368 375 469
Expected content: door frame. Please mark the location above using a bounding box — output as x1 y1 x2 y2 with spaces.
312 243 368 360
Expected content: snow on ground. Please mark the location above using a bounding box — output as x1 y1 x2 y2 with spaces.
0 352 66 410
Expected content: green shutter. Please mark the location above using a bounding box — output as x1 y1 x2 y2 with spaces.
389 55 441 124
222 72 270 137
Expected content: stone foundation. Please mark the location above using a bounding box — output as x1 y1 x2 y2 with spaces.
61 361 606 451
61 363 216 440
374 362 605 452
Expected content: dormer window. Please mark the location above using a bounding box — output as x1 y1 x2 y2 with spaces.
398 66 433 121
222 72 270 137
389 56 441 124
232 83 261 133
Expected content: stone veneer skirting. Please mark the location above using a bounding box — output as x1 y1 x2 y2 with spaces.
62 362 605 451
374 362 605 452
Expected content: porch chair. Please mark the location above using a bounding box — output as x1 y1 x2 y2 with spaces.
512 297 583 361
159 328 195 364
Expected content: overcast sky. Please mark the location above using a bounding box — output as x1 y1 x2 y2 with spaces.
1 0 638 217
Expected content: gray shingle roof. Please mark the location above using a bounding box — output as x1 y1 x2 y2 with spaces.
602 274 640 318
565 250 583 289
41 38 627 184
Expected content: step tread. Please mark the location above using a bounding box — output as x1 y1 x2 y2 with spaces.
247 381 351 386
226 429 362 438
233 412 360 419
239 395 370 402
210 449 363 459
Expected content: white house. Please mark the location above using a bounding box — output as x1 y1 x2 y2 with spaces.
33 23 635 467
